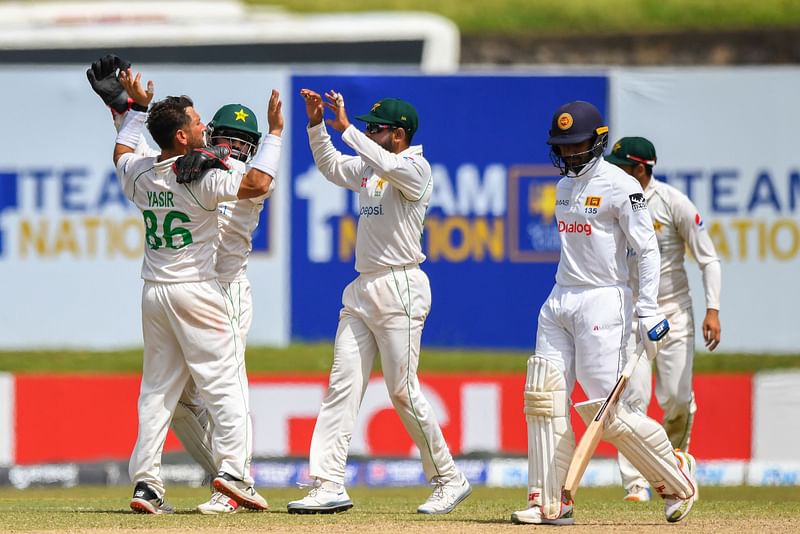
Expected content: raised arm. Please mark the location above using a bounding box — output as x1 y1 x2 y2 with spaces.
300 88 364 192
113 69 154 165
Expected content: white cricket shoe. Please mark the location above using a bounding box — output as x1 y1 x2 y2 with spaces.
287 479 354 514
664 450 697 523
511 500 574 525
212 472 268 511
417 472 472 514
623 484 652 502
197 491 240 515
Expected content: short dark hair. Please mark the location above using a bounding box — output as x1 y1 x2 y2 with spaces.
146 95 194 150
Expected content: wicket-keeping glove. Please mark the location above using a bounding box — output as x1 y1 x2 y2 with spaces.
638 314 670 360
87 54 132 114
174 146 231 184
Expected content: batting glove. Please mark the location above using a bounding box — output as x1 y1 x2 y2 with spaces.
638 314 669 360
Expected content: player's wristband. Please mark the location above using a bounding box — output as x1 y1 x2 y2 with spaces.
115 109 146 149
247 134 282 178
131 102 149 112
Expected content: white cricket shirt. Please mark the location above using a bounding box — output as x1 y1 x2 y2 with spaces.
116 153 242 283
628 178 721 314
307 123 432 273
216 157 274 282
554 157 661 316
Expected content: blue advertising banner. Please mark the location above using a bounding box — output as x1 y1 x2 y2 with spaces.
290 75 607 349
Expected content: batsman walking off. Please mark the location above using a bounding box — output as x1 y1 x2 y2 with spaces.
605 137 721 502
511 101 697 525
288 89 471 515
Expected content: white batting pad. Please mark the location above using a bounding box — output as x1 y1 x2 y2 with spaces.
524 356 575 518
603 402 694 499
172 401 216 477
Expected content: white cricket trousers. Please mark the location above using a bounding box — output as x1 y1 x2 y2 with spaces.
129 280 253 497
620 305 697 488
309 266 458 485
172 279 254 477
535 284 632 398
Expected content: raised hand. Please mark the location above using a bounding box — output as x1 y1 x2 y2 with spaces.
267 89 284 136
119 68 154 110
300 88 324 127
86 54 132 114
322 89 351 133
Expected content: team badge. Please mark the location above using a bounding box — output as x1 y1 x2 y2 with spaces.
371 102 381 112
234 108 249 122
584 196 602 207
629 193 647 212
557 113 573 130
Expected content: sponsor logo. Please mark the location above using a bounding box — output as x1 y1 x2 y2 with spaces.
557 113 573 130
629 193 647 212
360 205 384 217
584 196 602 207
556 199 570 206
695 213 705 228
558 220 592 236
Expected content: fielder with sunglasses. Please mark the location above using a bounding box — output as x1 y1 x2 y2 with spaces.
289 89 471 515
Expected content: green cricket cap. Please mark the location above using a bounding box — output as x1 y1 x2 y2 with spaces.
208 104 261 138
355 98 419 135
605 136 657 167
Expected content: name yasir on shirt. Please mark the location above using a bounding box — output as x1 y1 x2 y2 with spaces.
147 191 174 208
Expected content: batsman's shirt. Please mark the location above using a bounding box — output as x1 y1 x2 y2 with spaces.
116 153 242 282
627 178 721 314
308 123 432 273
554 157 661 316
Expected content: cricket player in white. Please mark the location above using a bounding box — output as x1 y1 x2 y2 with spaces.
511 102 697 525
112 69 273 514
605 137 721 502
88 55 284 514
287 89 471 515
168 101 282 515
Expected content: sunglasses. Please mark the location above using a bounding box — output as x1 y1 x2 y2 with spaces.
365 123 397 134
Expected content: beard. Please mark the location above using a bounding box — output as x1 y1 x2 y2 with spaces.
377 137 393 152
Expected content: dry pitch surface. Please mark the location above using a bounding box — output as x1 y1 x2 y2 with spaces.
1 485 798 533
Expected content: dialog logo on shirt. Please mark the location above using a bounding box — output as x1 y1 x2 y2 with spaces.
629 193 647 212
558 220 592 236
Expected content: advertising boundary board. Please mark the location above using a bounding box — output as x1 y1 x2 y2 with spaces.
289 73 607 349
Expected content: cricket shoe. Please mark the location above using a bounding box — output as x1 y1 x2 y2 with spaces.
129 481 174 514
287 479 353 514
511 491 574 525
212 472 268 511
417 472 472 514
623 484 652 502
197 491 240 515
664 450 697 523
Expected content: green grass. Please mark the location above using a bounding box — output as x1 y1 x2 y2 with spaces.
0 344 798 374
250 0 800 35
0 486 798 532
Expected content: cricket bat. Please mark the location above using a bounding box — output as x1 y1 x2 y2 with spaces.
563 350 644 501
